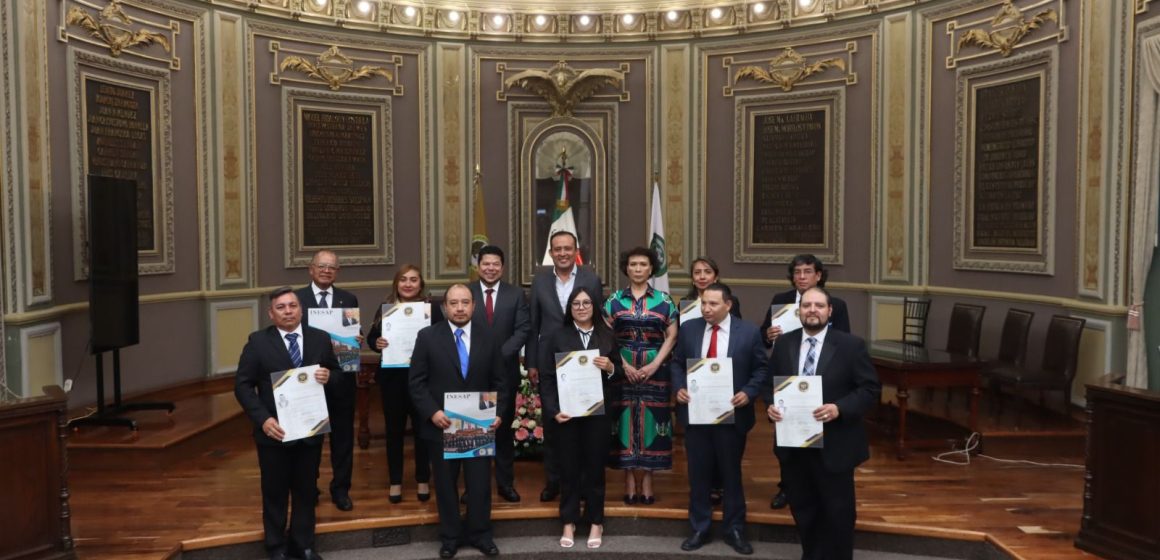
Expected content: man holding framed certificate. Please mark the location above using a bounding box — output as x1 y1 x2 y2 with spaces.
766 287 880 560
671 283 768 555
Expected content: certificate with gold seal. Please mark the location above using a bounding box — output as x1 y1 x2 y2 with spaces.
686 358 735 425
554 350 605 417
270 365 331 443
773 375 824 448
380 302 431 368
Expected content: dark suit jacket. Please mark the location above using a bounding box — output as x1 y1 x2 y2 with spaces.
671 317 769 434
408 320 510 442
768 328 880 472
469 281 531 368
295 284 360 328
538 325 624 419
760 288 850 348
234 324 341 446
527 265 603 370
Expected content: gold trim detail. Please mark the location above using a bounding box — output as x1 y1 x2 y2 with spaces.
502 60 625 117
279 46 393 91
947 0 1064 68
733 47 847 92
66 0 171 57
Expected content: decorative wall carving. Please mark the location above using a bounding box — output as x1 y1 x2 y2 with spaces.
945 0 1066 69
58 0 182 70
499 60 627 116
278 45 393 91
722 42 856 96
733 47 847 92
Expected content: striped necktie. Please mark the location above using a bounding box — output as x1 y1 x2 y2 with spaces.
802 336 817 376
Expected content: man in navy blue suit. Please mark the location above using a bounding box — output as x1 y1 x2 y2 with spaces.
672 283 769 555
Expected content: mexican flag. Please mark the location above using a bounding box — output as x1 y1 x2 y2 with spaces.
648 180 669 293
542 162 584 265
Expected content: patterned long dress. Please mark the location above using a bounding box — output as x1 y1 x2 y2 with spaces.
603 285 679 471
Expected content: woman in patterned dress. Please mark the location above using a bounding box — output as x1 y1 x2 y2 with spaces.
602 246 679 505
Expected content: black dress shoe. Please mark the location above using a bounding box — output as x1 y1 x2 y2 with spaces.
418 487 431 502
388 492 402 504
473 539 500 557
623 494 638 505
540 484 560 502
299 549 324 560
681 531 711 551
268 551 289 560
770 490 788 510
639 494 656 505
331 493 353 511
438 542 457 558
499 486 521 502
723 528 754 555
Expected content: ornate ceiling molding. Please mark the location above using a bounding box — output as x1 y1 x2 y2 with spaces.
202 0 925 42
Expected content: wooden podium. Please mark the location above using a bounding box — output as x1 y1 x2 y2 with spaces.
1075 381 1160 560
0 386 75 560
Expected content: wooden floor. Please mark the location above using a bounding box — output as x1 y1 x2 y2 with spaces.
66 383 1095 560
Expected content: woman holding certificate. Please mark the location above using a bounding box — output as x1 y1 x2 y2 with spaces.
366 264 443 503
683 257 743 320
540 286 623 549
603 247 679 505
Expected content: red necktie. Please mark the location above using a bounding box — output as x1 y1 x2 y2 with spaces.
706 325 720 358
485 288 495 325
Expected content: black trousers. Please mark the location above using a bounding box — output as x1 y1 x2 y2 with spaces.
377 369 431 485
493 379 517 490
781 450 857 560
324 370 356 495
256 440 322 554
685 425 747 534
540 410 561 488
428 443 493 546
556 413 611 525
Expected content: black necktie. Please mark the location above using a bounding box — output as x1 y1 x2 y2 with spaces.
318 291 329 308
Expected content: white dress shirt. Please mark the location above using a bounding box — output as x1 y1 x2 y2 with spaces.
277 324 306 354
448 321 472 351
700 314 732 358
797 325 830 375
311 282 332 307
554 265 578 311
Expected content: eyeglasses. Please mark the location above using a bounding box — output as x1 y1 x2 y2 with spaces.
313 263 340 271
571 300 593 309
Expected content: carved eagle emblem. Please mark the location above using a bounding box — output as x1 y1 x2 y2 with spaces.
66 0 171 57
503 60 624 117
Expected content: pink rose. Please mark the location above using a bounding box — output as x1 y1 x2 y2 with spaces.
533 426 544 440
533 396 542 407
516 427 529 441
516 394 526 407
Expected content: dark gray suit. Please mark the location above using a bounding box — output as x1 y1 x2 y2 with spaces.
469 281 530 491
768 328 880 560
526 264 602 488
671 316 769 535
294 284 360 498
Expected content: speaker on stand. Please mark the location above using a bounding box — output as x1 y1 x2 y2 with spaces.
69 175 174 431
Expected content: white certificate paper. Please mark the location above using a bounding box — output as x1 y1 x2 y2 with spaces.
769 303 803 334
555 350 605 417
380 302 431 368
308 308 361 372
270 365 331 443
679 298 702 324
443 391 497 459
686 358 736 425
773 376 824 448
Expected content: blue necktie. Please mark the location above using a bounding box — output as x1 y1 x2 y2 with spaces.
455 328 469 379
318 291 329 308
803 336 817 376
286 333 302 368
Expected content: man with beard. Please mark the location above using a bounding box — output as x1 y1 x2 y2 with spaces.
766 287 879 560
409 284 508 558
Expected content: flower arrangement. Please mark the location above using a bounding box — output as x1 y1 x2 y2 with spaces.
512 364 545 457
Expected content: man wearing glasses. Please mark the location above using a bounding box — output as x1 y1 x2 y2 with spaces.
295 250 362 511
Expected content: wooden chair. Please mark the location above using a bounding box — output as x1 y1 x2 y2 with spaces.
901 297 931 347
983 308 1034 413
988 314 1086 417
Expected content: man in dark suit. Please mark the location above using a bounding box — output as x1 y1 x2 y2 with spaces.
767 287 880 560
672 283 768 555
469 245 530 502
526 230 602 501
294 249 361 512
759 253 850 509
235 286 340 560
409 284 509 559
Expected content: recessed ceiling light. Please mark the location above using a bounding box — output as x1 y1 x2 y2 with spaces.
403 5 416 18
709 7 723 20
447 10 461 22
534 14 547 26
312 0 327 8
492 14 506 27
753 2 767 14
356 0 372 15
622 13 636 25
578 14 591 27
798 0 812 7
666 10 680 22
